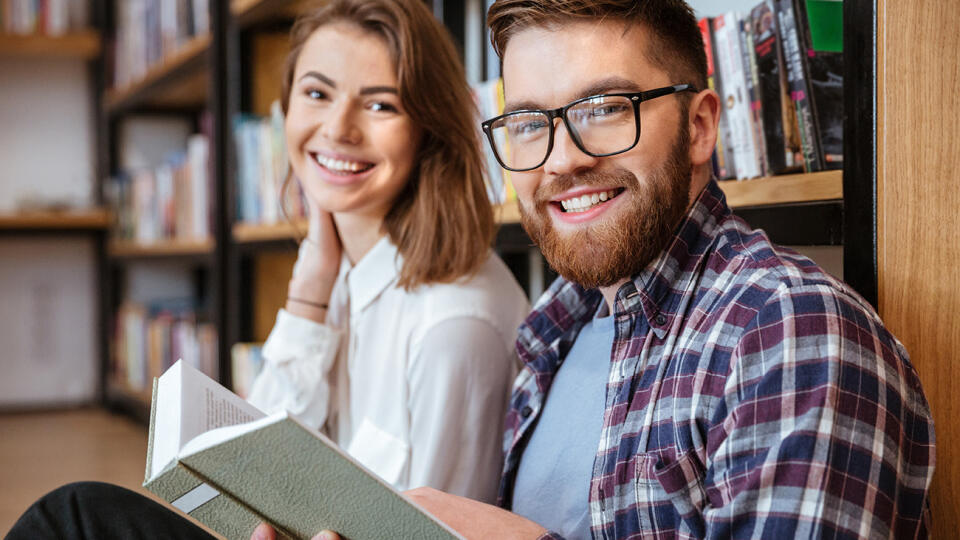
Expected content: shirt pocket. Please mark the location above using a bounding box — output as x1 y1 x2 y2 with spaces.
634 449 708 537
346 416 410 487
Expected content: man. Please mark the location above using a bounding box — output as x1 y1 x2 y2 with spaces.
397 1 935 539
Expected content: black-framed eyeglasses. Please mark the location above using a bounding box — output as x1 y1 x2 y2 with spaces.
481 84 697 172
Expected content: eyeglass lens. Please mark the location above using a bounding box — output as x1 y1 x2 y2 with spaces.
488 95 639 170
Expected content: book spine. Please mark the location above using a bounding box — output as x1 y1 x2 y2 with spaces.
739 16 770 177
714 13 762 179
796 0 844 169
776 0 823 172
750 0 793 175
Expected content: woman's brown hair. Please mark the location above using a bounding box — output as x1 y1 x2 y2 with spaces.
281 0 495 290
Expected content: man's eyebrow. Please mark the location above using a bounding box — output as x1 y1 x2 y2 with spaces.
503 76 644 113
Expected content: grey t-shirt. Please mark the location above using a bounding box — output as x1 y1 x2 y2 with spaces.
510 311 614 539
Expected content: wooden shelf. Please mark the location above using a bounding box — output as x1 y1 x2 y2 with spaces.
108 238 215 258
0 30 101 59
0 208 110 230
233 219 306 244
719 170 843 208
232 0 311 28
104 34 210 113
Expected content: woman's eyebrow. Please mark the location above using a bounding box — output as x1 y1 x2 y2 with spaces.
299 71 336 87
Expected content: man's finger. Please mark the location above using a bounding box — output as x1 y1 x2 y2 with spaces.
250 523 276 540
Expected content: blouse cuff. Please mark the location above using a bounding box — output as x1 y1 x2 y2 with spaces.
262 308 342 367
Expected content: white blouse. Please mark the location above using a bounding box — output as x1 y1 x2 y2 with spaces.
247 236 530 503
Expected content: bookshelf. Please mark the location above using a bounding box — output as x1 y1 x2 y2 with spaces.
0 30 101 59
104 34 210 113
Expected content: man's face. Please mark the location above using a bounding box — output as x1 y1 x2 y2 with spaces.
501 21 693 289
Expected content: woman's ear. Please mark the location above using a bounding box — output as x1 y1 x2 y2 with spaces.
686 88 722 168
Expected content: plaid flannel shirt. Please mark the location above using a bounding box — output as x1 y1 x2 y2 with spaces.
498 180 935 539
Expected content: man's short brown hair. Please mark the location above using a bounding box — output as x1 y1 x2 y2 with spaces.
487 0 708 92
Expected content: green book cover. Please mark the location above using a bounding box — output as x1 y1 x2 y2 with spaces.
144 361 461 540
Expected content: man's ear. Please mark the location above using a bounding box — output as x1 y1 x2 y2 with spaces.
686 89 721 168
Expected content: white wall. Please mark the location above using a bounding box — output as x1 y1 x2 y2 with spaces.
687 0 764 17
0 57 94 212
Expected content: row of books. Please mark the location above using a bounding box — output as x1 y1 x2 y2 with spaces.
112 0 210 89
234 100 307 225
0 0 87 36
701 0 842 180
471 77 516 206
106 134 212 244
113 300 218 392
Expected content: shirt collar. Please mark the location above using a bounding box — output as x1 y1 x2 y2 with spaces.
517 178 731 361
340 235 402 314
614 178 731 338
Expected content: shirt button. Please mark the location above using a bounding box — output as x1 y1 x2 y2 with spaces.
655 314 667 326
520 406 533 418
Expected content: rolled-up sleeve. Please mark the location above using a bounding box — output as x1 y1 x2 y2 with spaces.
246 308 342 432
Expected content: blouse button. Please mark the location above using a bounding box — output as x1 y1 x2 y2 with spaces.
655 314 667 326
520 405 533 418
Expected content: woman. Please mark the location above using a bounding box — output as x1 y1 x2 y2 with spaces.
7 0 527 537
246 0 528 502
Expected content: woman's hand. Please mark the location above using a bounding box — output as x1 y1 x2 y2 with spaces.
285 202 342 323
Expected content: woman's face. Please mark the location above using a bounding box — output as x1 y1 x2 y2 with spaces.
285 22 422 220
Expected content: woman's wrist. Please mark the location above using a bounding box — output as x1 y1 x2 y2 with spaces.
285 277 334 323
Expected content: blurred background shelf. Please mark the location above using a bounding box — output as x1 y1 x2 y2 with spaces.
0 30 101 59
104 34 210 113
0 208 110 231
231 0 311 28
107 238 215 259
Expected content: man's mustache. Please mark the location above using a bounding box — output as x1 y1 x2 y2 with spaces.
533 168 638 206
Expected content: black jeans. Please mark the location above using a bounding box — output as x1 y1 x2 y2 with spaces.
6 481 216 540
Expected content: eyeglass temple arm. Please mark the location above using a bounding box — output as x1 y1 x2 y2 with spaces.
640 84 699 101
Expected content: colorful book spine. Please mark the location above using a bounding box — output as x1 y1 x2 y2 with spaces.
796 0 844 169
776 0 823 172
751 0 801 174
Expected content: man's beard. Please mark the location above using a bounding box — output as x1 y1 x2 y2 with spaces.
520 127 692 290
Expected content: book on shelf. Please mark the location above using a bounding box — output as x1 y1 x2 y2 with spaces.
775 0 823 172
112 0 209 89
145 360 460 540
713 13 762 179
234 100 306 225
113 300 217 393
230 342 264 399
0 0 88 36
750 0 803 175
795 0 843 169
106 132 211 244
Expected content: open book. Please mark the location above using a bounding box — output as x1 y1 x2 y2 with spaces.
145 360 461 540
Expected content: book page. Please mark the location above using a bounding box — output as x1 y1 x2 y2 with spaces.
149 360 265 481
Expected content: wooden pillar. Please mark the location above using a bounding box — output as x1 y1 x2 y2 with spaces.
876 0 960 534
